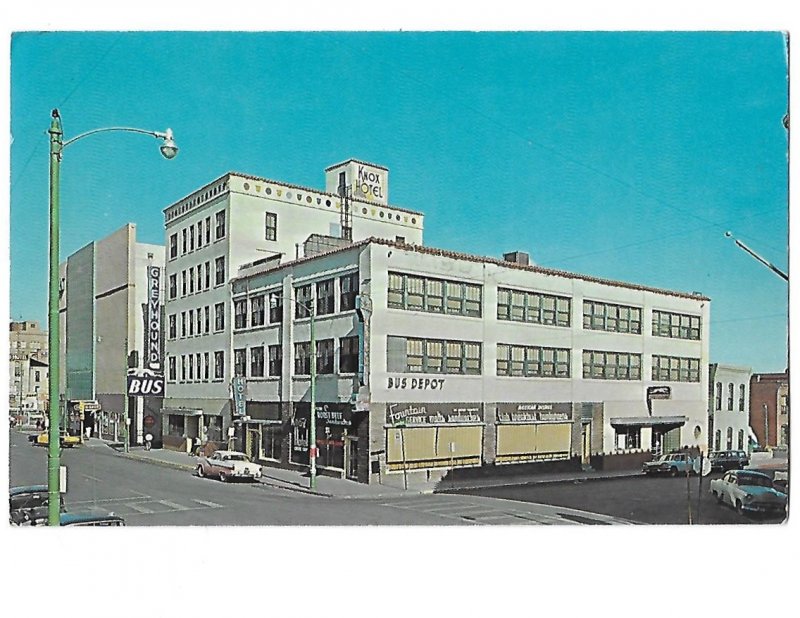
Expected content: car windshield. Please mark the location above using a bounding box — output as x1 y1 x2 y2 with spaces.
738 474 772 488
226 454 249 461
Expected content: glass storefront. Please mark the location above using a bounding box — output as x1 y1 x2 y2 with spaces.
291 403 353 470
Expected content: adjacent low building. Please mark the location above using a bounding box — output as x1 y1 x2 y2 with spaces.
750 371 789 449
708 364 752 452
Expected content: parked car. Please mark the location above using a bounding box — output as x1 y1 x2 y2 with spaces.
709 469 788 516
196 450 262 482
9 485 65 525
642 452 696 476
28 431 81 448
709 450 749 472
58 512 125 526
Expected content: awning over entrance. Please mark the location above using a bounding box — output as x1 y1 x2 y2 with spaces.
610 415 687 428
161 407 203 417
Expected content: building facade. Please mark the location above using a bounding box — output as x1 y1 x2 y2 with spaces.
161 161 422 451
750 371 789 449
8 321 49 417
708 364 752 452
59 224 165 444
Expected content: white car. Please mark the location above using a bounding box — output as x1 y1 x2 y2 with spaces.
196 450 262 482
709 469 787 516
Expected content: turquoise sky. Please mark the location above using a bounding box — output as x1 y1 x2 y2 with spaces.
9 31 789 371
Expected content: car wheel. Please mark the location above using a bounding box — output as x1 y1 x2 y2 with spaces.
219 472 228 482
196 465 204 478
735 500 744 515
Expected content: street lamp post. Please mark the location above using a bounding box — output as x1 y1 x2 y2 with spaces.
271 293 317 489
46 109 177 525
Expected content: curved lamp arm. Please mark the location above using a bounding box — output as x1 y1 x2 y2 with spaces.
60 120 178 159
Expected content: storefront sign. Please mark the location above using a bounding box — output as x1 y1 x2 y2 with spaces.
146 266 162 371
231 377 247 416
387 376 446 390
386 402 483 426
496 402 573 423
646 385 672 416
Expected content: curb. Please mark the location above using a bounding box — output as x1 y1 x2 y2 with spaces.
116 450 196 472
434 472 643 493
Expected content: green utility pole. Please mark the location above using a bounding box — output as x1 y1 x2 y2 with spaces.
47 110 63 526
309 302 317 490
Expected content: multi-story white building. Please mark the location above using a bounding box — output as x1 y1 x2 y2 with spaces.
708 364 752 453
8 321 49 417
59 224 165 444
161 160 422 451
225 237 710 485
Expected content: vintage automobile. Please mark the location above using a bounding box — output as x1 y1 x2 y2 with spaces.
708 450 750 472
709 469 788 516
58 512 125 526
196 450 262 482
642 452 696 476
9 485 65 525
28 431 81 448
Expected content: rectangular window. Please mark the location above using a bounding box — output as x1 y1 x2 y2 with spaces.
497 344 510 376
197 221 203 248
339 336 359 373
188 309 195 336
316 279 335 315
295 284 312 319
215 210 226 239
445 282 465 315
582 301 641 334
205 217 211 244
397 337 481 375
182 228 187 254
189 225 195 251
268 345 282 377
234 299 248 329
203 352 210 380
189 267 195 294
181 271 187 296
215 257 225 286
195 353 201 381
425 278 444 313
214 303 225 331
388 273 404 308
204 306 210 334
651 355 701 383
169 233 178 259
727 383 734 410
268 292 283 323
715 382 722 410
181 355 187 381
168 314 176 339
265 212 277 241
294 342 311 375
251 295 265 326
317 339 334 374
168 357 176 382
169 274 177 300
250 346 265 377
188 354 194 380
180 312 186 338
197 266 203 292
204 262 210 289
497 287 569 327
497 344 570 378
406 276 424 311
388 272 483 318
339 272 359 311
738 384 745 412
583 349 642 381
214 351 224 379
652 310 701 340
615 427 641 450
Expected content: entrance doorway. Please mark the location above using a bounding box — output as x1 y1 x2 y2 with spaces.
345 436 359 480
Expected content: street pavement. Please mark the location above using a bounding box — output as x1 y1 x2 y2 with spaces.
8 427 635 525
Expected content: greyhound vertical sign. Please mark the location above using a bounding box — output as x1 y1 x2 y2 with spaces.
146 265 161 372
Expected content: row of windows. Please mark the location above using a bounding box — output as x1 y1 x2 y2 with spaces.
387 336 482 375
168 257 225 300
714 382 747 411
230 337 360 378
496 344 571 378
714 428 746 451
168 211 226 260
388 272 482 317
387 274 701 341
168 303 225 339
168 351 225 382
652 355 702 383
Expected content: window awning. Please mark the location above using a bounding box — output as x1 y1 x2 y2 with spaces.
610 415 687 428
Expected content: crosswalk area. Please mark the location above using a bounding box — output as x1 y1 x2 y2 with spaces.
66 495 225 518
377 495 626 525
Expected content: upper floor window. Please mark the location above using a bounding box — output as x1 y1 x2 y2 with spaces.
214 303 225 331
168 314 176 340
727 383 734 411
652 310 701 340
582 349 642 380
316 339 335 374
340 272 358 311
215 257 225 286
294 341 311 375
715 382 722 410
205 217 211 244
234 348 246 378
387 336 482 375
169 234 178 259
498 288 571 327
651 355 700 383
583 300 641 334
251 295 265 327
197 221 203 248
340 336 359 373
265 212 277 241
316 279 335 316
250 346 265 378
189 225 195 251
215 210 226 240
214 351 225 380
387 271 482 318
497 344 570 378
169 274 177 300
268 292 283 323
738 384 746 411
234 299 248 329
182 228 187 254
268 345 282 377
295 284 313 319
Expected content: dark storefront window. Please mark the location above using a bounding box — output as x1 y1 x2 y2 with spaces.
205 416 223 442
615 426 641 449
339 336 359 373
262 424 282 460
167 415 185 436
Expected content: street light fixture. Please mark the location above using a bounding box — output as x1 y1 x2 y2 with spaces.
270 293 317 489
46 109 178 526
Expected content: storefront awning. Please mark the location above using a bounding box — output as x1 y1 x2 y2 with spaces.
161 408 204 417
610 415 687 428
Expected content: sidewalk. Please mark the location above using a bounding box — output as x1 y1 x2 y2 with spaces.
100 438 644 499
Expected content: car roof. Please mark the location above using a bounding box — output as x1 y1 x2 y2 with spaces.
60 512 125 525
10 485 48 496
729 469 770 479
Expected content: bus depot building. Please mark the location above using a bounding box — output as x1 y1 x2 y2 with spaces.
227 237 710 488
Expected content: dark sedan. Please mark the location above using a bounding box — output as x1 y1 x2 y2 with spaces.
709 450 749 472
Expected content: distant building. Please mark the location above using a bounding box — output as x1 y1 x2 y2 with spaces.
8 321 49 415
59 224 165 445
708 364 752 452
750 371 789 449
